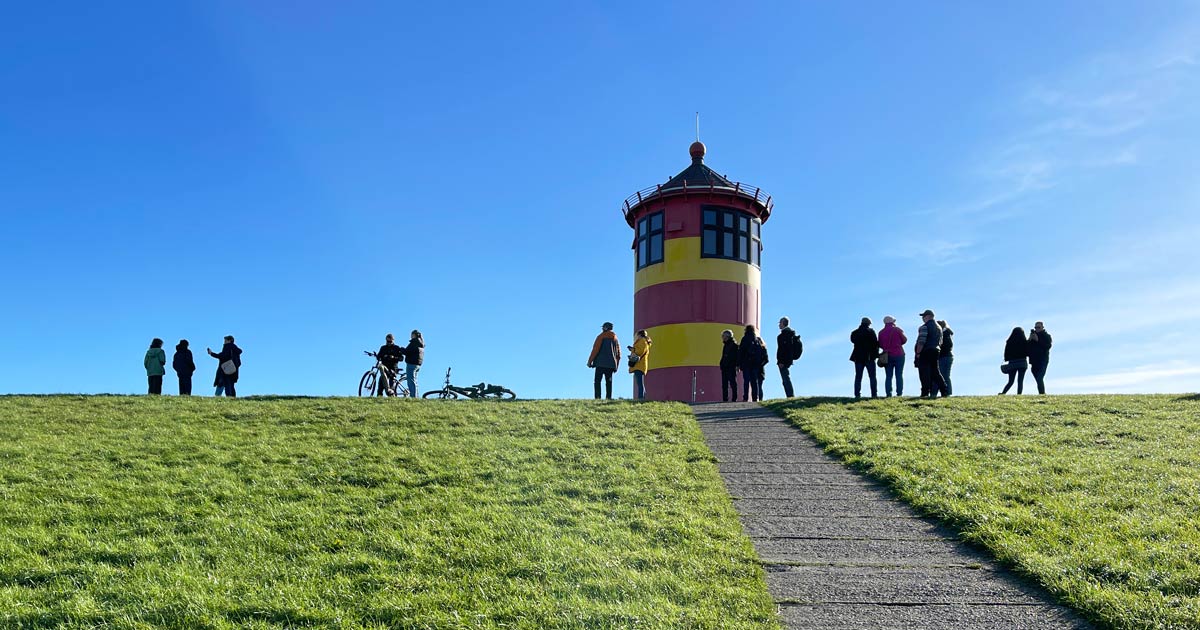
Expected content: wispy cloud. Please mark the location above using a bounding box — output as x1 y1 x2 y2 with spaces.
1054 360 1200 392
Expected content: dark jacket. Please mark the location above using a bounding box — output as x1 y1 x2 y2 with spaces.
1028 330 1052 364
939 329 954 358
378 342 404 369
738 333 764 373
720 338 739 372
849 325 880 364
173 344 196 376
588 331 620 370
1004 336 1030 362
210 342 243 385
404 338 424 366
776 327 799 367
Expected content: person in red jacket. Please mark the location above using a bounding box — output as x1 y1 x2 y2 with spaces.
878 316 908 397
587 322 621 400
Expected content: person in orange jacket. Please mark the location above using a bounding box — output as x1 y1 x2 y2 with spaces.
628 330 652 400
587 322 621 400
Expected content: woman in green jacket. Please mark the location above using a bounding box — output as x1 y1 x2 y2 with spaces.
144 338 166 395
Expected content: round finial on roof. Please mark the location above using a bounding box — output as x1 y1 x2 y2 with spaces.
689 141 706 161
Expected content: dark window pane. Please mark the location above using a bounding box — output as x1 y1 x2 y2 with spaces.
723 232 733 256
702 229 717 255
650 213 663 231
638 240 647 266
638 218 647 236
740 216 749 233
742 235 751 261
752 220 761 237
751 243 760 266
722 212 734 228
650 234 663 262
703 209 716 226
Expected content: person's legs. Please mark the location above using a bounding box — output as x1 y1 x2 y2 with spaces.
928 352 948 397
407 364 419 398
594 368 603 399
215 384 224 396
1031 361 1047 394
224 376 236 398
721 369 733 401
1001 367 1017 394
1017 367 1026 395
866 363 878 398
939 356 954 396
884 358 895 397
377 369 387 397
741 369 752 401
750 372 762 401
633 371 645 399
779 365 794 398
148 375 162 395
854 362 865 398
917 357 931 397
896 356 904 396
757 373 765 401
179 375 192 396
604 368 614 399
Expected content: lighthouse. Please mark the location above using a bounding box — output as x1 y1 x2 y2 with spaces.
622 142 773 401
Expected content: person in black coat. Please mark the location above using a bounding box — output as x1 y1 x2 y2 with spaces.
404 330 424 398
776 317 801 398
719 329 740 402
849 317 880 398
207 335 243 397
173 339 196 396
737 325 765 402
1000 327 1029 395
376 333 405 396
1028 321 1053 395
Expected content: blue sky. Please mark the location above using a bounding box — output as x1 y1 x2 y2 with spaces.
2 1 1198 398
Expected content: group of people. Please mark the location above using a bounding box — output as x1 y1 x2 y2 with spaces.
587 322 653 400
720 318 803 402
143 336 242 397
849 310 1052 398
373 330 426 396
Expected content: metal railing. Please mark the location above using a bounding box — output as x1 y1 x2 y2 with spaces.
621 180 773 221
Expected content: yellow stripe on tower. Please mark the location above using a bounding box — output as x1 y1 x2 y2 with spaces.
635 237 761 292
644 322 744 370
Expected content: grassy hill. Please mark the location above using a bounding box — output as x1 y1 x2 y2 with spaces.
0 397 778 630
768 394 1200 630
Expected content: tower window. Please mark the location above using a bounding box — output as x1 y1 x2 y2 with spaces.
701 206 761 266
636 212 664 269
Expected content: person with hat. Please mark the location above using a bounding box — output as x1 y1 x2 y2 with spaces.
878 316 907 397
587 322 621 400
914 310 949 398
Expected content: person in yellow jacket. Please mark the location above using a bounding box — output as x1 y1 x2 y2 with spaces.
627 329 652 400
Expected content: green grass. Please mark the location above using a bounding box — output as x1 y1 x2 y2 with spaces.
0 396 778 630
766 394 1200 630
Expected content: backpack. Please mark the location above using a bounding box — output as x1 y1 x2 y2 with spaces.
790 336 803 361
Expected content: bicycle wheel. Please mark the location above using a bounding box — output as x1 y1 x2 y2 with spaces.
495 389 516 400
359 370 377 397
422 389 458 400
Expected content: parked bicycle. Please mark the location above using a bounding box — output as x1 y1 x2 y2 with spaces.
359 351 409 397
422 367 516 400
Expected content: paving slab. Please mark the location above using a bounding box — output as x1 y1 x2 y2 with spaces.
693 402 1092 630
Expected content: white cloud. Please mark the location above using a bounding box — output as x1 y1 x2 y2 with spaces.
1054 360 1200 392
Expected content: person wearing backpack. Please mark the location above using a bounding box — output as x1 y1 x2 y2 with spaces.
144 338 166 395
172 339 196 396
627 330 652 400
850 318 880 398
719 329 739 402
738 325 764 402
776 316 801 398
207 335 242 397
587 322 621 400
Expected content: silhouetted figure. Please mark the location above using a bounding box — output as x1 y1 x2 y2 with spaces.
208 335 242 397
937 320 954 396
587 322 620 400
173 339 196 396
144 338 166 395
850 317 880 398
915 310 949 398
878 315 907 397
720 330 739 402
404 330 424 398
1000 327 1029 395
1028 321 1053 395
377 333 405 396
776 317 801 398
738 325 765 402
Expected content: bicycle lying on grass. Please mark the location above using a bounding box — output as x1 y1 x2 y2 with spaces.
359 351 409 397
422 368 516 400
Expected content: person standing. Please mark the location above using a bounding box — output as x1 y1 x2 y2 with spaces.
377 333 406 396
208 335 242 397
1028 321 1053 395
878 316 907 397
849 318 880 398
776 317 801 398
587 322 620 400
937 320 954 396
404 330 424 398
144 338 166 395
915 310 949 398
1000 327 1030 395
738 325 764 402
172 339 196 396
719 330 739 402
628 330 652 400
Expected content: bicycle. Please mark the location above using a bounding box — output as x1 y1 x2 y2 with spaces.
422 367 516 400
359 351 409 397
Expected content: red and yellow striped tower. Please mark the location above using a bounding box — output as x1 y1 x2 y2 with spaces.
622 142 773 401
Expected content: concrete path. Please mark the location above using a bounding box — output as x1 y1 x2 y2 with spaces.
694 402 1093 630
